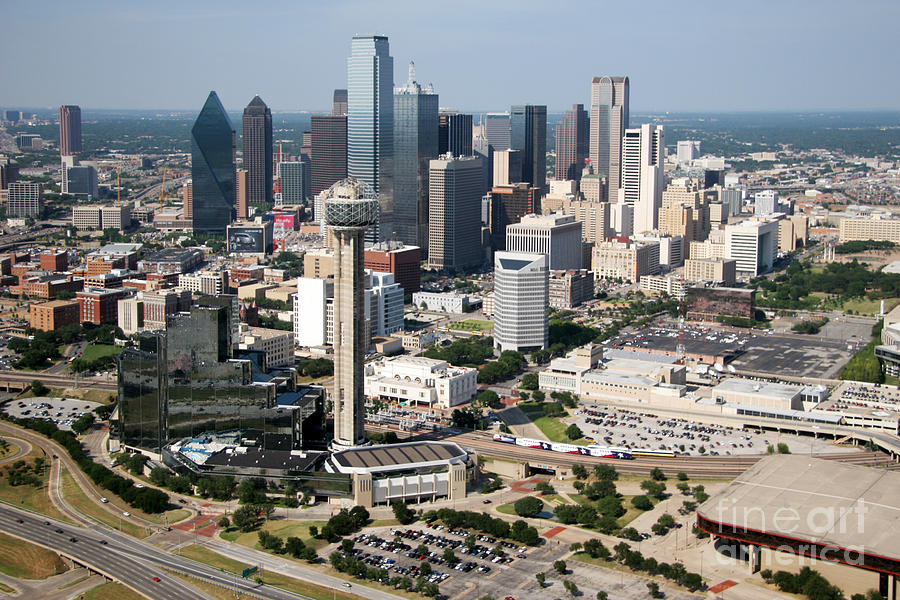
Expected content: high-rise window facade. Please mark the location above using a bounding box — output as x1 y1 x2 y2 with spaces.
438 111 473 157
394 63 438 248
242 96 273 207
191 91 236 235
310 115 347 197
278 161 310 205
589 76 629 202
59 105 82 156
427 156 484 271
555 104 588 182
347 35 394 242
510 105 547 194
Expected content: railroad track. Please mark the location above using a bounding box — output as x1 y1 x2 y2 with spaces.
366 424 897 477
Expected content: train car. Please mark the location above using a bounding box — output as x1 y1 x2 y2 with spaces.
631 448 676 458
586 445 615 458
607 446 635 460
549 442 582 454
492 434 516 444
515 437 550 450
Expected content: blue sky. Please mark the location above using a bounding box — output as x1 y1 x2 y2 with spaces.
1 0 897 113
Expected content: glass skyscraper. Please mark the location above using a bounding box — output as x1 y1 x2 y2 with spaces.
393 62 438 248
191 91 236 235
347 35 393 242
510 104 547 194
118 305 324 453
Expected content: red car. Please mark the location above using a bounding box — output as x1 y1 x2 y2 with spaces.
151 576 161 582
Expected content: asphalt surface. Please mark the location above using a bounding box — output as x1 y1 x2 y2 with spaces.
0 502 332 600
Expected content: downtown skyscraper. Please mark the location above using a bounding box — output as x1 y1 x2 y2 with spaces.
191 91 236 235
242 96 273 207
555 104 589 182
510 104 547 194
347 35 394 242
622 123 665 234
393 62 438 248
590 76 629 202
58 105 82 157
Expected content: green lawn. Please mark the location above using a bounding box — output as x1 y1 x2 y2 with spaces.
532 416 588 445
450 319 493 332
80 344 123 362
840 297 900 316
220 519 329 551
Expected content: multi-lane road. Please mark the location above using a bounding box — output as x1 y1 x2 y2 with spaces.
0 503 338 600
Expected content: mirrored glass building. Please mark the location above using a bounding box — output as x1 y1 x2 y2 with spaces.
191 91 236 235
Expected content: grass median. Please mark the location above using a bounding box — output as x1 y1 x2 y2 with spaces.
58 467 148 538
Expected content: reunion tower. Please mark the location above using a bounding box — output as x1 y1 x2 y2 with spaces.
323 178 379 449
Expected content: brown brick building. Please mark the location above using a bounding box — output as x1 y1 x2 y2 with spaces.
364 242 421 294
29 300 80 331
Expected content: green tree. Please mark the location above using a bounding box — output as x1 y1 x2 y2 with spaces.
30 380 49 396
593 463 618 482
535 572 546 587
520 372 539 390
631 495 653 511
650 467 666 481
513 496 543 518
553 559 567 574
392 500 415 524
565 424 583 440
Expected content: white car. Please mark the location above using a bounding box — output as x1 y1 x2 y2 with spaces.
100 497 108 503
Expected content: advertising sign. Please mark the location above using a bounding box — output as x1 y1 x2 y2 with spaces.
227 227 265 253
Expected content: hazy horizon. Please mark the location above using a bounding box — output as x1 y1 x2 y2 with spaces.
1 1 898 113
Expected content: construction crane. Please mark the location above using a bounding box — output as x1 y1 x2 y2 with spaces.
157 166 168 203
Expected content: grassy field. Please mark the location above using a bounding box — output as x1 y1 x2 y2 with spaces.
220 519 329 551
840 296 900 316
0 444 71 522
0 438 17 461
78 582 145 600
58 468 148 538
80 344 123 363
450 319 493 332
532 416 588 445
0 532 67 579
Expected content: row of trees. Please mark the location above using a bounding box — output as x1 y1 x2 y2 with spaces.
422 508 541 546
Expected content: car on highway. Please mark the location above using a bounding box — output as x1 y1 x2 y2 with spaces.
151 576 161 582
55 528 63 533
100 497 108 503
122 511 131 517
99 540 108 545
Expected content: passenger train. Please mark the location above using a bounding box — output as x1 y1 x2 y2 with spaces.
491 434 676 459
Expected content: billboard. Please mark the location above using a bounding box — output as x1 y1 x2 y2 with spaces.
273 214 296 230
227 227 265 254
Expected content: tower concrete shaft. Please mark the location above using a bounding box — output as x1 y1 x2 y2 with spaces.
323 178 379 449
332 226 367 447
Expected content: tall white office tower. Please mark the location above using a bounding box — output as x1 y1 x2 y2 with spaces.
589 76 629 202
347 35 394 243
621 124 665 235
323 179 379 449
493 252 548 353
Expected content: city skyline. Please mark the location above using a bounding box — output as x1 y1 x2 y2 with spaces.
1 1 897 112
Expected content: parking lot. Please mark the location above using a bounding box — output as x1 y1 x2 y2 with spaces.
3 396 101 431
351 524 699 599
611 324 856 378
570 405 850 456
